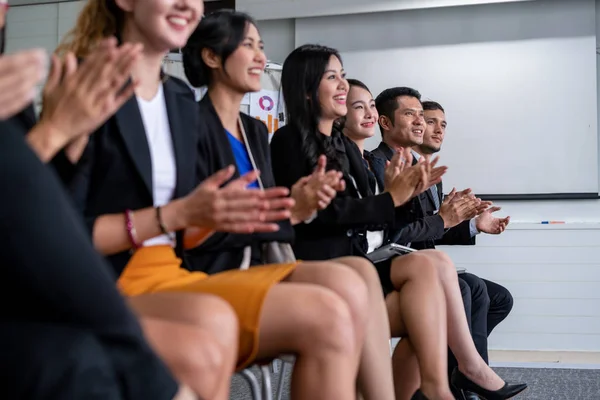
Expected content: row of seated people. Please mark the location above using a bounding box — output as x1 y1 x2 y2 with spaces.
0 1 527 399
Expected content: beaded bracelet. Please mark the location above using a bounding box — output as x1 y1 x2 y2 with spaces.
125 209 141 249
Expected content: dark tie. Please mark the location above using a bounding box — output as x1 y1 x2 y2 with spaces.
430 185 441 210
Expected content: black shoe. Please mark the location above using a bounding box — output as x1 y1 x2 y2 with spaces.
463 391 481 400
451 368 527 400
411 389 429 400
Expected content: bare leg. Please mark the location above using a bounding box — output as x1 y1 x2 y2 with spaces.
255 282 361 400
128 293 238 400
387 253 453 400
321 256 396 400
284 260 369 377
391 338 420 400
419 250 505 391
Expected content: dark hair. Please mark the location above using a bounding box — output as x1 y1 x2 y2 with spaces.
281 44 345 171
0 26 5 55
375 87 421 133
335 78 372 129
182 10 257 88
422 100 445 113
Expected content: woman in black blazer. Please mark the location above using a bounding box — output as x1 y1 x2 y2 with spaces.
271 46 526 400
181 10 398 399
0 45 187 399
55 3 367 399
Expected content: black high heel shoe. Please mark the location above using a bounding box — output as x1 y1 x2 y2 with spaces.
411 389 429 400
451 368 527 400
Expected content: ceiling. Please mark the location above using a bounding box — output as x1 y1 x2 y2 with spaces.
10 0 223 5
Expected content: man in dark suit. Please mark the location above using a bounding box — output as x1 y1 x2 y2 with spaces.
416 100 514 346
372 88 513 400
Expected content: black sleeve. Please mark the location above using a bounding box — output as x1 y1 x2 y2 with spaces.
270 127 396 229
436 220 476 246
50 130 98 236
0 122 178 399
391 215 446 244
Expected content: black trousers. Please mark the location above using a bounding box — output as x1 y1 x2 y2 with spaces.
448 273 514 377
0 120 178 399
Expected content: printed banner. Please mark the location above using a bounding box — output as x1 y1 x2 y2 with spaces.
249 89 286 137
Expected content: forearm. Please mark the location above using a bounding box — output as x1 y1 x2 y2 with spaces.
26 121 67 162
93 199 187 255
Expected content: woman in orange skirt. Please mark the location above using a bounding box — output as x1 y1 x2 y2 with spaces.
182 10 399 400
54 1 368 399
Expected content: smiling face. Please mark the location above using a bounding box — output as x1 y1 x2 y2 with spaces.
216 22 267 94
343 85 378 141
317 55 349 120
119 0 203 53
385 95 424 147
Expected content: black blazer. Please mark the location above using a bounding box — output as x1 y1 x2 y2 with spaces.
270 125 396 260
184 95 295 274
0 109 179 400
371 141 445 248
52 76 199 277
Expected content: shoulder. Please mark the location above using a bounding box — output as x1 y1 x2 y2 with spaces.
240 112 268 136
164 75 196 101
270 125 300 148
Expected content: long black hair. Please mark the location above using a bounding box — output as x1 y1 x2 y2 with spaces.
182 10 257 88
281 44 346 172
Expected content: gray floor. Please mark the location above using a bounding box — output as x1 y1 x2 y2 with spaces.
230 364 600 399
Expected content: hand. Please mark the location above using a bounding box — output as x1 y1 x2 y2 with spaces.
180 166 295 233
438 192 482 228
38 38 141 151
384 147 407 189
445 188 492 217
385 162 427 207
414 155 447 196
475 206 510 234
0 48 46 120
290 155 345 223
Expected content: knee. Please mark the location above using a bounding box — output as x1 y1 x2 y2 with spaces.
424 250 458 283
335 256 380 288
497 286 514 315
470 277 491 309
174 332 229 397
190 295 239 349
304 288 358 356
391 252 439 283
325 261 370 327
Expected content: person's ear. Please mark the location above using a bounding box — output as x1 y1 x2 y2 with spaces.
201 48 221 70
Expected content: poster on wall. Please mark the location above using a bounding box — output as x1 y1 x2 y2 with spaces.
249 89 286 139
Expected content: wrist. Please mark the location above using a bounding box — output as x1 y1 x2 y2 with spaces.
161 198 188 232
27 121 68 161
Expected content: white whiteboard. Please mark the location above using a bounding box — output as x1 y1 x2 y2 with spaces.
296 0 599 196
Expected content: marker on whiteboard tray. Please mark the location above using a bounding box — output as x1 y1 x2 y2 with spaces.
540 221 565 224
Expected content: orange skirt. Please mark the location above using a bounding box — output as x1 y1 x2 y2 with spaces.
117 245 298 370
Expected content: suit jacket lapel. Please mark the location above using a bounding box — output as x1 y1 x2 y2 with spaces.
114 97 153 196
343 136 371 197
199 96 240 180
164 79 198 198
377 141 395 161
